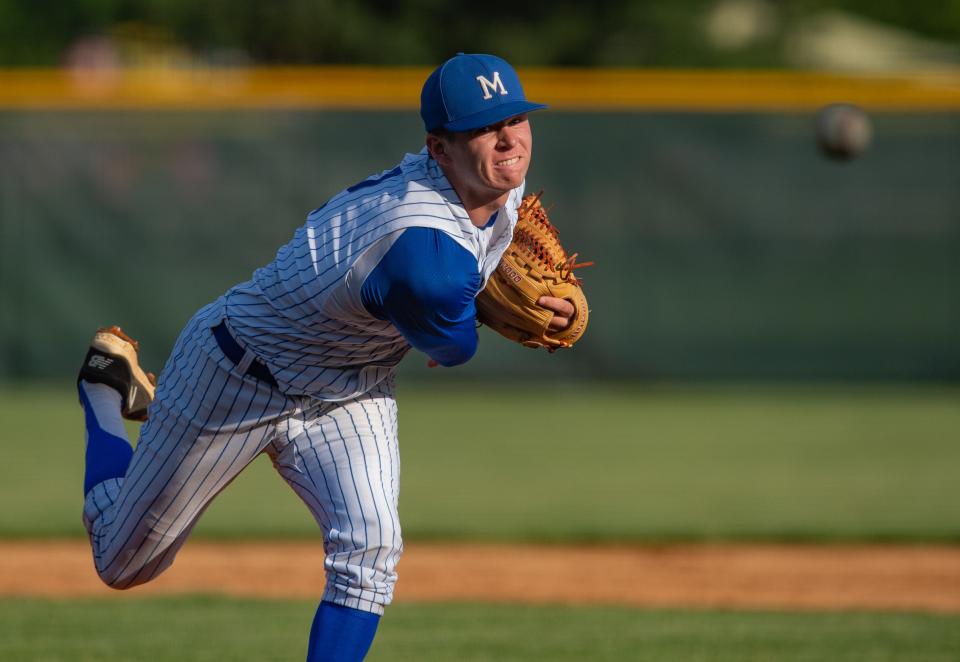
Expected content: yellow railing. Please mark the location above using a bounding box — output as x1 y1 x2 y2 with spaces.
1 67 958 111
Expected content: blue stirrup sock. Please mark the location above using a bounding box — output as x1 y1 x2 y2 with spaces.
79 381 133 495
306 601 381 662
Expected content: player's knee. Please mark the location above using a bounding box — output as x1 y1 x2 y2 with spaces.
95 564 140 590
92 546 169 590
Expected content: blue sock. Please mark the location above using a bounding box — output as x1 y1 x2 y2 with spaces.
306 601 381 662
79 382 133 495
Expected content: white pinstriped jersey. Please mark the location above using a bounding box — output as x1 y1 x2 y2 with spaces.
224 149 522 400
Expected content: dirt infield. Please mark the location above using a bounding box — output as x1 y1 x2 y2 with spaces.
3 541 959 612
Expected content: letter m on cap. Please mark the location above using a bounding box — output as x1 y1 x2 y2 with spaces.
476 72 508 100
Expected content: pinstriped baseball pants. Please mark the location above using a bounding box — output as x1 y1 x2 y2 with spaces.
82 302 402 614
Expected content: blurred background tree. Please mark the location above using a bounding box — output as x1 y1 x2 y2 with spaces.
1 0 958 68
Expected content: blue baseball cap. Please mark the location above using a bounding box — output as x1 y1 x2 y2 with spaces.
420 53 547 133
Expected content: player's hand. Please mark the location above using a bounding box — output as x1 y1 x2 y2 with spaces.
429 296 574 364
538 296 575 332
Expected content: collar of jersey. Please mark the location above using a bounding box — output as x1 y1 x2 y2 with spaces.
405 149 523 237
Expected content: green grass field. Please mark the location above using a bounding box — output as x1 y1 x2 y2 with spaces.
3 597 959 662
3 381 959 660
2 381 958 541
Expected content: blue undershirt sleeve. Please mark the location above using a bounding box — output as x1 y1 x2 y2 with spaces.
360 227 482 367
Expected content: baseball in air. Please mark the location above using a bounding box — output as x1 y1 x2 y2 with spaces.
815 103 873 160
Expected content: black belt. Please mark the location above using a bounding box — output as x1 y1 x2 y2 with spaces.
212 321 278 387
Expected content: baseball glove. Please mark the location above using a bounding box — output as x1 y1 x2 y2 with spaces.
476 192 592 351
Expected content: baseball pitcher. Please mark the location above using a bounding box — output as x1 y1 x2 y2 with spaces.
76 53 588 662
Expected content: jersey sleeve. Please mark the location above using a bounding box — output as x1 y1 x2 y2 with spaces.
360 227 481 367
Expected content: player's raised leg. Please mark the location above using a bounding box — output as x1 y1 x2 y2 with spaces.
267 378 401 661
79 312 292 589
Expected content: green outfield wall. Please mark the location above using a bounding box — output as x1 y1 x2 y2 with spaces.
1 108 958 381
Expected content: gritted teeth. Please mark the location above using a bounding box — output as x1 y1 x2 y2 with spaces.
496 157 520 166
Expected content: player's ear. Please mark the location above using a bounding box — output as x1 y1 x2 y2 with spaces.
426 132 450 163
425 134 440 157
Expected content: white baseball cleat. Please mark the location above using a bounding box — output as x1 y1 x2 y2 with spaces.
78 326 157 421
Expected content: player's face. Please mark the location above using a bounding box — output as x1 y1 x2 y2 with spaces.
438 114 533 207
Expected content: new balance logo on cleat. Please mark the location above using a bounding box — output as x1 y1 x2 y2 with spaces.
79 326 157 421
87 355 115 370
